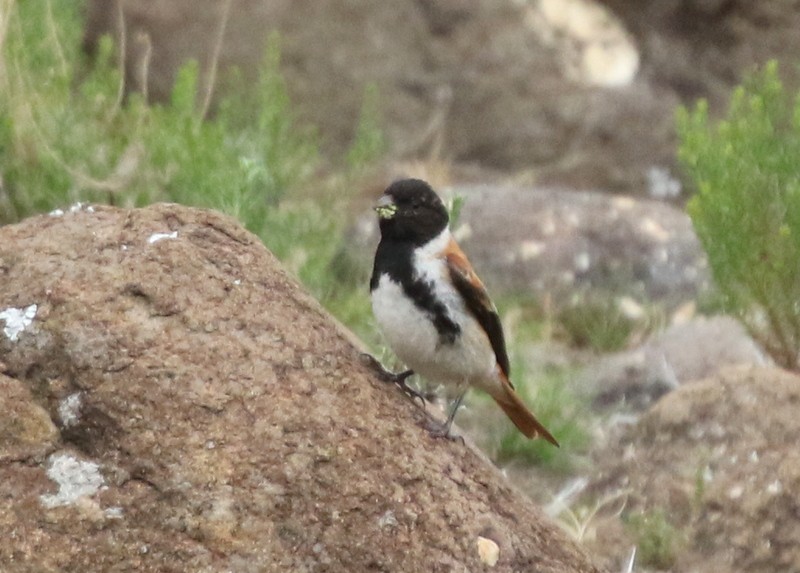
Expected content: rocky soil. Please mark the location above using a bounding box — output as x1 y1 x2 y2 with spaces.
581 365 800 573
0 204 603 572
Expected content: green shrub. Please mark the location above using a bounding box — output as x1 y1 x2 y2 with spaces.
556 295 637 352
346 82 385 172
1 2 315 229
4 3 338 278
678 61 800 369
625 508 684 569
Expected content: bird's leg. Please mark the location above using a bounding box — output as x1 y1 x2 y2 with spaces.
360 353 427 404
427 390 467 442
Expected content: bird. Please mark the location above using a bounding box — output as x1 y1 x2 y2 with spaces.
369 178 559 445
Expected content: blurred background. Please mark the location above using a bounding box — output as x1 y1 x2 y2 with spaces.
4 1 800 571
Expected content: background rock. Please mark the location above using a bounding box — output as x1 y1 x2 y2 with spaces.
83 0 675 194
583 315 769 411
82 1 800 195
602 0 800 105
0 203 603 572
580 366 800 573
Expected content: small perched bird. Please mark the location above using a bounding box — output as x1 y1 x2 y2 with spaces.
369 178 558 445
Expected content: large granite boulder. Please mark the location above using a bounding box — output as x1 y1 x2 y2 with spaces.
0 203 604 572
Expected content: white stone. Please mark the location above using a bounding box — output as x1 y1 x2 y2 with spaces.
147 231 179 244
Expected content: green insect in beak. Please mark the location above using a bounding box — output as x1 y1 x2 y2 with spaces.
374 195 397 219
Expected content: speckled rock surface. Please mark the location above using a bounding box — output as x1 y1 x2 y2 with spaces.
0 204 604 572
581 366 800 573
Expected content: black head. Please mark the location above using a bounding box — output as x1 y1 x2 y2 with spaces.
375 179 449 245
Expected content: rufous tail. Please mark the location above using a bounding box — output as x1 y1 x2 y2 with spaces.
492 373 559 446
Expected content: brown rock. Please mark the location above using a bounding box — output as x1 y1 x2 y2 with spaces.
82 0 674 194
584 315 769 411
81 1 800 196
0 203 603 572
582 365 800 573
0 374 59 463
602 0 800 105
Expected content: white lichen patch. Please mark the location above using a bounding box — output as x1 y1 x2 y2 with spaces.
105 506 124 519
40 453 106 508
727 484 744 500
0 303 37 342
767 480 783 495
68 202 90 214
574 251 591 272
58 392 83 428
647 166 682 199
640 217 669 242
611 195 636 211
147 231 179 244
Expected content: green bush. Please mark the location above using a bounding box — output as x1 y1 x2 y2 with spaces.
1 1 314 231
678 61 800 369
625 508 683 569
0 1 373 318
556 295 636 352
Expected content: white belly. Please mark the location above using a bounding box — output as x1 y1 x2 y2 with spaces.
371 274 497 391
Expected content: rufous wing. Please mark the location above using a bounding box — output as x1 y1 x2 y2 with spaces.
443 238 511 378
444 237 558 444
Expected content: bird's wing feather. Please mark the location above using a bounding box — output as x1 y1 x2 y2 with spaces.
443 238 511 379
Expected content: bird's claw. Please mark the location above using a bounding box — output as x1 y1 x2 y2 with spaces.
360 353 428 405
423 418 465 443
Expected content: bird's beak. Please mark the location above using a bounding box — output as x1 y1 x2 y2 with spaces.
374 195 397 220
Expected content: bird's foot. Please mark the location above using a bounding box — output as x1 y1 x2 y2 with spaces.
423 417 465 444
360 353 429 404
422 391 467 443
